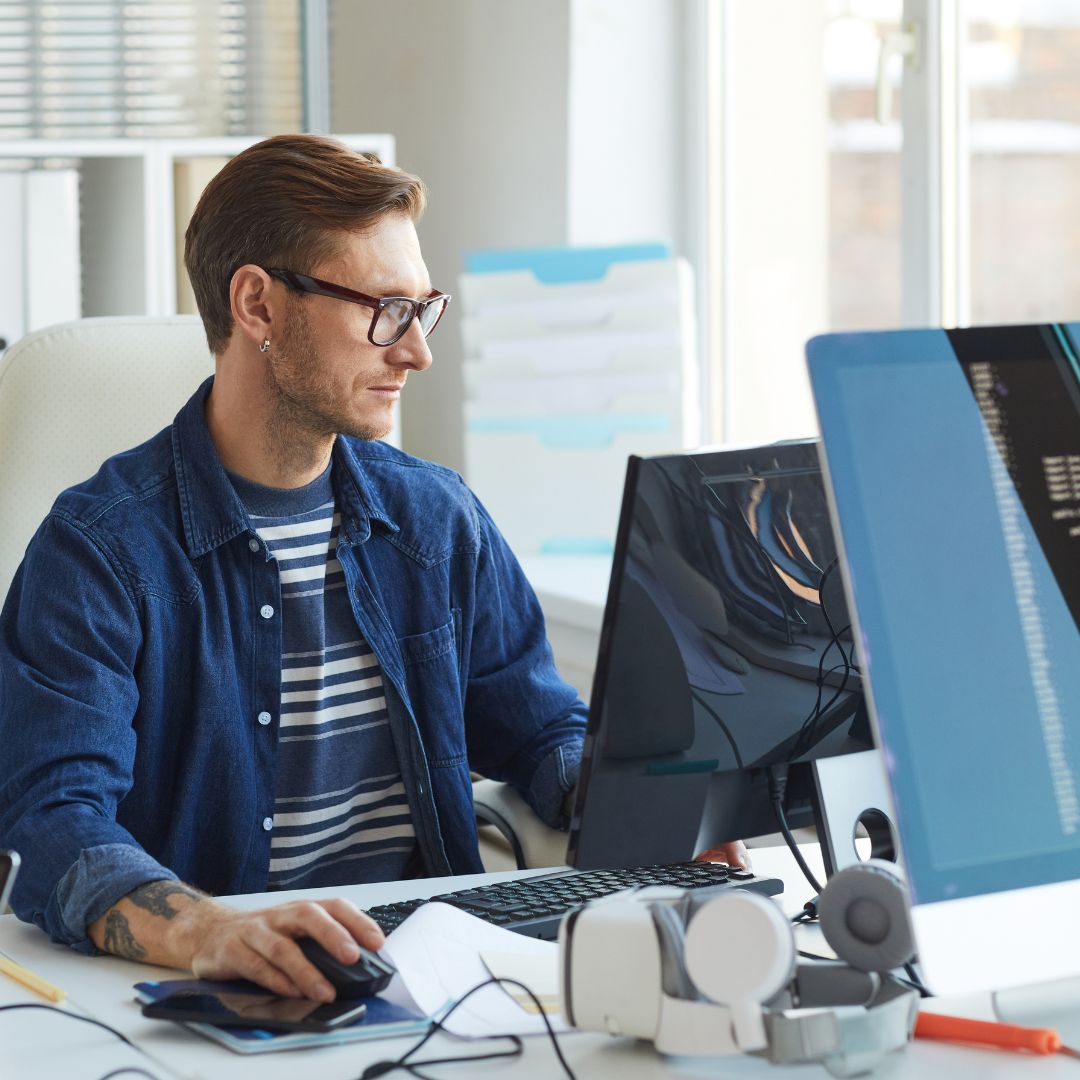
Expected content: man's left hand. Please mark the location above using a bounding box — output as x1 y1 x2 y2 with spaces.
693 840 751 870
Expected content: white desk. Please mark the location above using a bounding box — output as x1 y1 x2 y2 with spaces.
0 847 1071 1080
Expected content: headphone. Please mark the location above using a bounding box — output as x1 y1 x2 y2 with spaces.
560 859 919 1075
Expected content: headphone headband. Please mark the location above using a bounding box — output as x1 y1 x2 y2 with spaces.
560 865 919 1072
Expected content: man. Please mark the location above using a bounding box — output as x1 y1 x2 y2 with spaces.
0 135 588 1003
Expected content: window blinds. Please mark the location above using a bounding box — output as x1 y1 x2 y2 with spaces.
0 0 301 140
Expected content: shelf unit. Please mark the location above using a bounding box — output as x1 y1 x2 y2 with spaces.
0 134 395 346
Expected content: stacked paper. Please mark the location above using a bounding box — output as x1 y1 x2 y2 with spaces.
460 244 697 555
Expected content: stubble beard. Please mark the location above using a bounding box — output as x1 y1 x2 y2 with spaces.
262 300 392 473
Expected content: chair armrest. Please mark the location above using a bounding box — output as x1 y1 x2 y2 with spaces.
472 778 569 870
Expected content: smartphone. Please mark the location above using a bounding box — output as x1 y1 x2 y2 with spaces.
0 851 19 912
141 988 368 1032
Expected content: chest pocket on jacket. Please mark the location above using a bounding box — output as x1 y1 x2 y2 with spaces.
398 611 465 766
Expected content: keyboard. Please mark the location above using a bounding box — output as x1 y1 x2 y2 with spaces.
364 861 783 941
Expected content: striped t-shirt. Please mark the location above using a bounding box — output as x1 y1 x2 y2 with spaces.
230 464 416 889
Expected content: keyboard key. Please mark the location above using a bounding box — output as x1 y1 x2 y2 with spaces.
363 860 782 940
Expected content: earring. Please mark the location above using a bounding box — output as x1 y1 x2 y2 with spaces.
259 338 270 353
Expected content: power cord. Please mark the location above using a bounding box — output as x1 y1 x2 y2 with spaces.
358 976 576 1080
767 765 823 896
903 961 931 998
0 1003 162 1079
790 894 820 925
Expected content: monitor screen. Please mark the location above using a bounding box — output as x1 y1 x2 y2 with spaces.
808 322 1080 993
568 440 874 870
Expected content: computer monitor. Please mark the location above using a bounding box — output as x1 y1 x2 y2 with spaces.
567 439 887 875
808 322 1080 998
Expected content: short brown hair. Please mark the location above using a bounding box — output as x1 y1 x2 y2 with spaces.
184 134 427 354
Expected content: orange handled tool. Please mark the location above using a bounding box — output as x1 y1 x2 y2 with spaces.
915 1012 1061 1054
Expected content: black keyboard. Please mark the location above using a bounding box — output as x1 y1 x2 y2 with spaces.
364 861 783 941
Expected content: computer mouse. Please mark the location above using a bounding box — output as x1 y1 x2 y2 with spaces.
297 938 397 999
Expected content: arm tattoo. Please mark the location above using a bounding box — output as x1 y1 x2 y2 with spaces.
102 910 146 961
127 880 204 920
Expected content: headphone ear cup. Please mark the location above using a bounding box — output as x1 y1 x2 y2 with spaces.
683 891 796 1005
649 903 698 1000
819 859 915 972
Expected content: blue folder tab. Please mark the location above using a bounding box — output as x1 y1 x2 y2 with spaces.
463 243 671 284
539 537 615 556
467 414 670 449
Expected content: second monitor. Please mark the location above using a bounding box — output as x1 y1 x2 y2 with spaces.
568 439 888 875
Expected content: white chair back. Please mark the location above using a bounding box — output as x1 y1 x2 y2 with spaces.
0 316 213 599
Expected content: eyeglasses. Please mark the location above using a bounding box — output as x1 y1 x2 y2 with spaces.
264 267 451 347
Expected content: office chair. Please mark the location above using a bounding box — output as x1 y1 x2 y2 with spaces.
0 316 214 601
0 315 566 871
472 778 570 871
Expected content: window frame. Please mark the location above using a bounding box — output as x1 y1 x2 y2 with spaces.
699 0 970 442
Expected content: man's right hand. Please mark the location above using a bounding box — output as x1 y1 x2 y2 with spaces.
88 880 384 1001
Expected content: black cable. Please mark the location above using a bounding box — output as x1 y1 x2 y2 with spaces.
789 561 854 760
816 559 852 669
0 1003 138 1049
790 895 820 925
791 651 846 759
813 649 853 714
792 655 855 761
768 766 824 896
358 976 576 1080
691 689 744 769
362 1036 522 1080
0 1003 162 1079
806 559 860 742
787 559 854 763
904 961 932 999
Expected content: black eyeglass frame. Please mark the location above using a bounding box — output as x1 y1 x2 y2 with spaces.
263 267 451 347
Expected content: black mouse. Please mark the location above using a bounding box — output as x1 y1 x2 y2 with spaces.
297 938 397 999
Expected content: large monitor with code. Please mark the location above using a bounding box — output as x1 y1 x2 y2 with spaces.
567 440 883 873
808 322 1080 996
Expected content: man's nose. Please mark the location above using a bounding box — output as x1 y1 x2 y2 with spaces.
386 318 434 372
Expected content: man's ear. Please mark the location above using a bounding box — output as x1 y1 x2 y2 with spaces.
230 264 276 351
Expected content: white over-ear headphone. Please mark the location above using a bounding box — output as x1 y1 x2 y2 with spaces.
560 860 919 1076
819 858 916 972
684 889 796 1049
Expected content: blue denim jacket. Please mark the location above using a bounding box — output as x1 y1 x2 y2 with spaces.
0 378 586 951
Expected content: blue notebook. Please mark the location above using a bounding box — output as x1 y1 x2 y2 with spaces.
135 978 429 1055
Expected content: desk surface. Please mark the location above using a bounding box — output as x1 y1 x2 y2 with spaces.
519 554 610 632
0 846 1070 1080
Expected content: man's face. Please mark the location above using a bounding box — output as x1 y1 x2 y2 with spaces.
266 214 434 442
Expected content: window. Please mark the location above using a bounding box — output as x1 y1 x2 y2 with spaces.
705 0 1080 443
965 1 1080 324
0 0 301 140
706 0 903 445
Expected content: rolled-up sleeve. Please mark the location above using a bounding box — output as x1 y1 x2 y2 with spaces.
0 512 171 949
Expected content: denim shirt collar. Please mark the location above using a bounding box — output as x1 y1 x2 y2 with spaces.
171 376 399 559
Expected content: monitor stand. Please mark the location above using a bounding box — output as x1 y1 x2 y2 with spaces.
994 978 1080 1048
810 749 898 877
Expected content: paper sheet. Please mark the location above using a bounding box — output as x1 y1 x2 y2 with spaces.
379 902 569 1037
479 950 561 1014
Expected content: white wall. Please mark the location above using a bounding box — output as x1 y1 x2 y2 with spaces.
566 0 684 247
330 0 690 470
719 2 829 444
